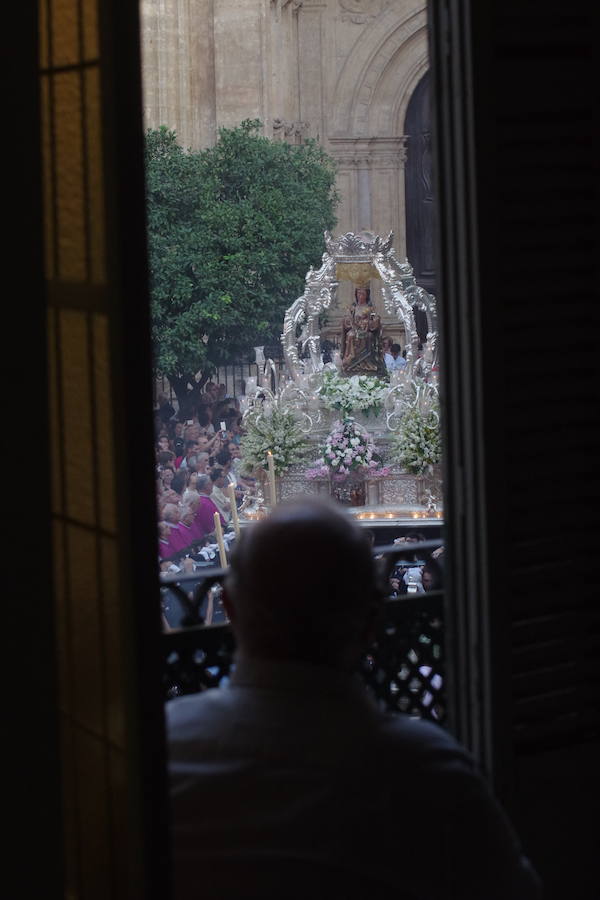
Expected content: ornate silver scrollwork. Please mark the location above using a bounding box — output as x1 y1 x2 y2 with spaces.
240 366 323 436
237 484 267 519
281 230 438 383
383 366 440 434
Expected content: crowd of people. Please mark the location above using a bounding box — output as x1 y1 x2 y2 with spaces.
154 383 444 601
386 531 445 595
154 382 252 573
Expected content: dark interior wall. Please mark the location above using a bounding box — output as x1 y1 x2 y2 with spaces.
480 8 600 894
6 1 167 898
5 5 62 898
99 1 171 892
6 2 599 898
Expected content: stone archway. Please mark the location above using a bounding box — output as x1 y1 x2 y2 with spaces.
327 3 429 259
330 4 428 138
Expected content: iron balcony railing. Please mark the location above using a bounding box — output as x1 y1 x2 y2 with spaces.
162 540 446 723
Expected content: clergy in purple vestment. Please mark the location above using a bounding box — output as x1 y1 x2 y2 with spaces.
158 522 174 560
194 475 226 541
162 504 188 553
182 495 204 543
177 507 197 552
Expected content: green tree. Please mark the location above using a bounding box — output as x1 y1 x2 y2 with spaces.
145 120 338 413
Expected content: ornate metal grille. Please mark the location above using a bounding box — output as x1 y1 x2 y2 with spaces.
164 623 235 700
360 592 444 721
163 595 444 722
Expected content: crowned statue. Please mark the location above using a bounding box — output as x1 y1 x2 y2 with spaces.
340 285 387 378
245 229 442 516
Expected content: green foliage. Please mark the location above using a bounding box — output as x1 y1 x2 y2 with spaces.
145 121 338 389
390 403 442 475
239 406 310 476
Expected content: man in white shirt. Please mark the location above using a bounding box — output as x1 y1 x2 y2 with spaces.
390 342 407 370
167 497 541 900
382 336 395 371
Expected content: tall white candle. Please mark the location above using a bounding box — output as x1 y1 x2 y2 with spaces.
267 450 277 508
227 482 240 538
213 511 228 568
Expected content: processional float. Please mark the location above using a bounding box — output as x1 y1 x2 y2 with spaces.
237 230 443 526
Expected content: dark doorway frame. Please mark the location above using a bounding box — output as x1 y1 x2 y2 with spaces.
9 1 599 897
405 69 436 295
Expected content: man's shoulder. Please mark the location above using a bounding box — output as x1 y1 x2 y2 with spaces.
167 686 235 740
377 713 465 755
168 686 467 762
362 713 476 785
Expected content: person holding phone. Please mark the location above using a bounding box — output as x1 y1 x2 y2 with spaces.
197 407 215 436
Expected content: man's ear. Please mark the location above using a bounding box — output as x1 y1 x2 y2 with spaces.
221 582 235 623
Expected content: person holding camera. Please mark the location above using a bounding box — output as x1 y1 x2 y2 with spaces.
390 533 426 594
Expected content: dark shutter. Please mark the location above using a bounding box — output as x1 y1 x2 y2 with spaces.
429 2 600 896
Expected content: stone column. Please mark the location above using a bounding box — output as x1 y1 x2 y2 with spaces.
326 139 361 318
328 136 408 250
269 1 304 139
356 155 372 230
326 142 356 235
213 0 268 131
140 0 218 150
327 136 409 335
369 136 409 257
369 137 409 342
296 1 326 141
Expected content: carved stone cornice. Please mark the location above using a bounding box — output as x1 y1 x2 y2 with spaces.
339 0 381 24
328 136 408 169
272 0 304 10
273 118 310 138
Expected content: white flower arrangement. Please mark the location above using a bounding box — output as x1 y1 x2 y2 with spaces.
390 403 442 475
306 417 390 482
239 406 309 476
319 371 388 417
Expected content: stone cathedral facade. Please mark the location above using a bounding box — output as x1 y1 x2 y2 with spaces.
140 0 431 338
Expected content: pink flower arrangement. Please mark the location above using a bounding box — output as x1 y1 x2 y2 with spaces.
305 464 331 480
305 417 390 482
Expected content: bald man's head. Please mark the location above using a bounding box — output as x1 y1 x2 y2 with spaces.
225 496 380 668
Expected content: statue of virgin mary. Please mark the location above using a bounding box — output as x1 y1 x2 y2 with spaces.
340 286 387 378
